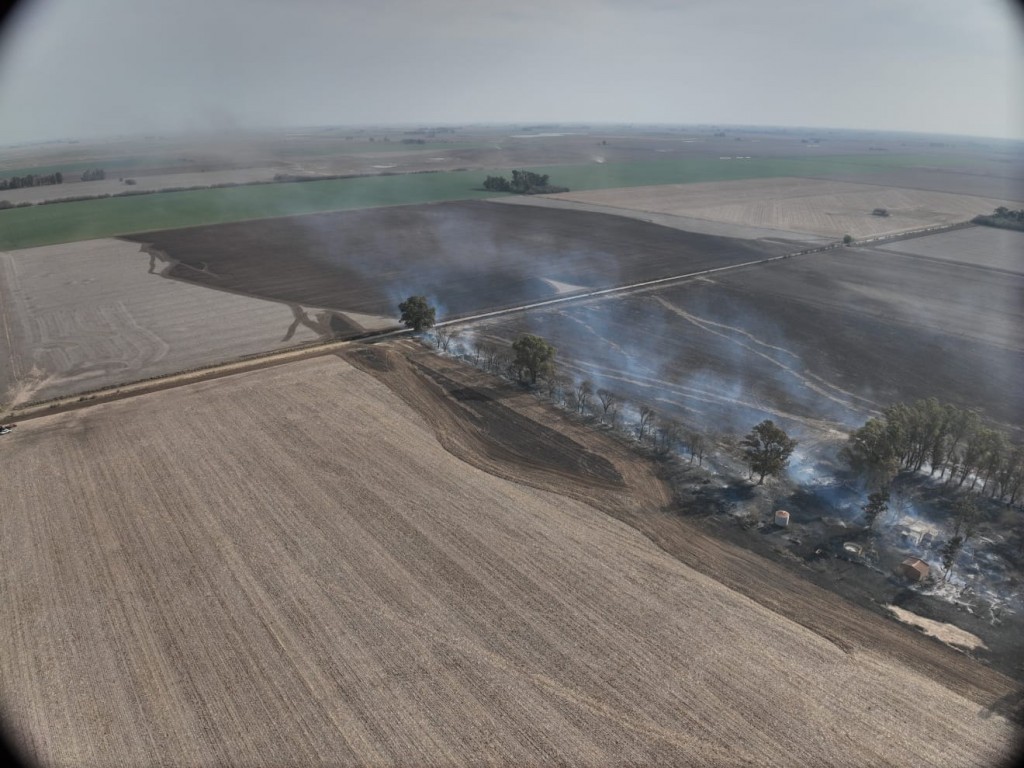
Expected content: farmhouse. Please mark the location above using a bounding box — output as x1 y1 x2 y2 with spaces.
898 557 930 582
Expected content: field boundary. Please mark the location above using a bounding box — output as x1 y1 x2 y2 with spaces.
2 219 972 422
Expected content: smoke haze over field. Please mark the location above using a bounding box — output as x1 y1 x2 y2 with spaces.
0 0 1021 143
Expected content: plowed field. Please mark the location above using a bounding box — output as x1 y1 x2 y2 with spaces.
0 348 1018 766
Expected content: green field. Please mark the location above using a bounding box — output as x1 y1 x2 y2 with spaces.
0 153 968 250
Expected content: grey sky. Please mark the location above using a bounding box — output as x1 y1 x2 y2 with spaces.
0 0 1021 143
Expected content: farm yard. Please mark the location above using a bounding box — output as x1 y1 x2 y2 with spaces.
0 349 1018 767
547 178 1022 239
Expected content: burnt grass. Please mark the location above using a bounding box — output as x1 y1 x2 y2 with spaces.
665 459 1024 684
413 362 625 487
481 246 1024 430
122 200 787 320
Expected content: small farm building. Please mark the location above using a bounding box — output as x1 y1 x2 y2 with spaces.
898 557 930 582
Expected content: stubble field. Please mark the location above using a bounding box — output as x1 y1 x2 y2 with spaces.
0 239 324 407
872 225 1024 273
548 177 1022 238
0 351 1017 767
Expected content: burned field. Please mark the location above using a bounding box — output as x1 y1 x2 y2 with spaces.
472 235 1024 433
1 349 1018 766
124 200 789 319
464 225 1024 677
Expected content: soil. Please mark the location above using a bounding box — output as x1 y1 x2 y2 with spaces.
353 342 1021 709
1 341 1021 766
122 200 788 319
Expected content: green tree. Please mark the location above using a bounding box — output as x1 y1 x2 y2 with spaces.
483 175 511 192
511 334 556 384
398 295 436 332
842 234 853 245
741 420 798 484
862 489 889 531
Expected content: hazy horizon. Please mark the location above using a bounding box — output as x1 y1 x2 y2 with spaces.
0 0 1022 145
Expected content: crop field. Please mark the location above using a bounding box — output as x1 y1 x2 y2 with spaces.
0 167 282 205
0 202 788 406
872 225 1024 273
0 239 328 406
0 170 506 251
490 194 832 244
548 178 1021 238
471 241 1024 434
0 351 1017 766
4 138 1019 250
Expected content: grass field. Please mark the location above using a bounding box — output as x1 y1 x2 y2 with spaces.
0 153 991 250
0 351 1016 766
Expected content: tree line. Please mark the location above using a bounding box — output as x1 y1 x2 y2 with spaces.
0 171 63 190
973 207 1024 232
841 397 1024 505
397 297 795 482
482 170 569 194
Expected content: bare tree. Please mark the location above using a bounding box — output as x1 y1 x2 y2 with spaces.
552 374 572 406
434 327 455 352
543 371 569 402
596 388 621 426
468 337 484 366
687 431 707 466
654 420 682 456
482 343 501 373
575 380 594 415
636 405 655 441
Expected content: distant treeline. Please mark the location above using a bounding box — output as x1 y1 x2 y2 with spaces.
842 397 1024 504
80 168 106 181
0 171 63 190
973 207 1024 232
483 170 569 194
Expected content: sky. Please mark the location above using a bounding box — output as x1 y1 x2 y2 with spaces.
0 0 1021 143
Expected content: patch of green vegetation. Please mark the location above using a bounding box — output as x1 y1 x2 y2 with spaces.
0 151 972 250
0 171 506 250
522 153 971 191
